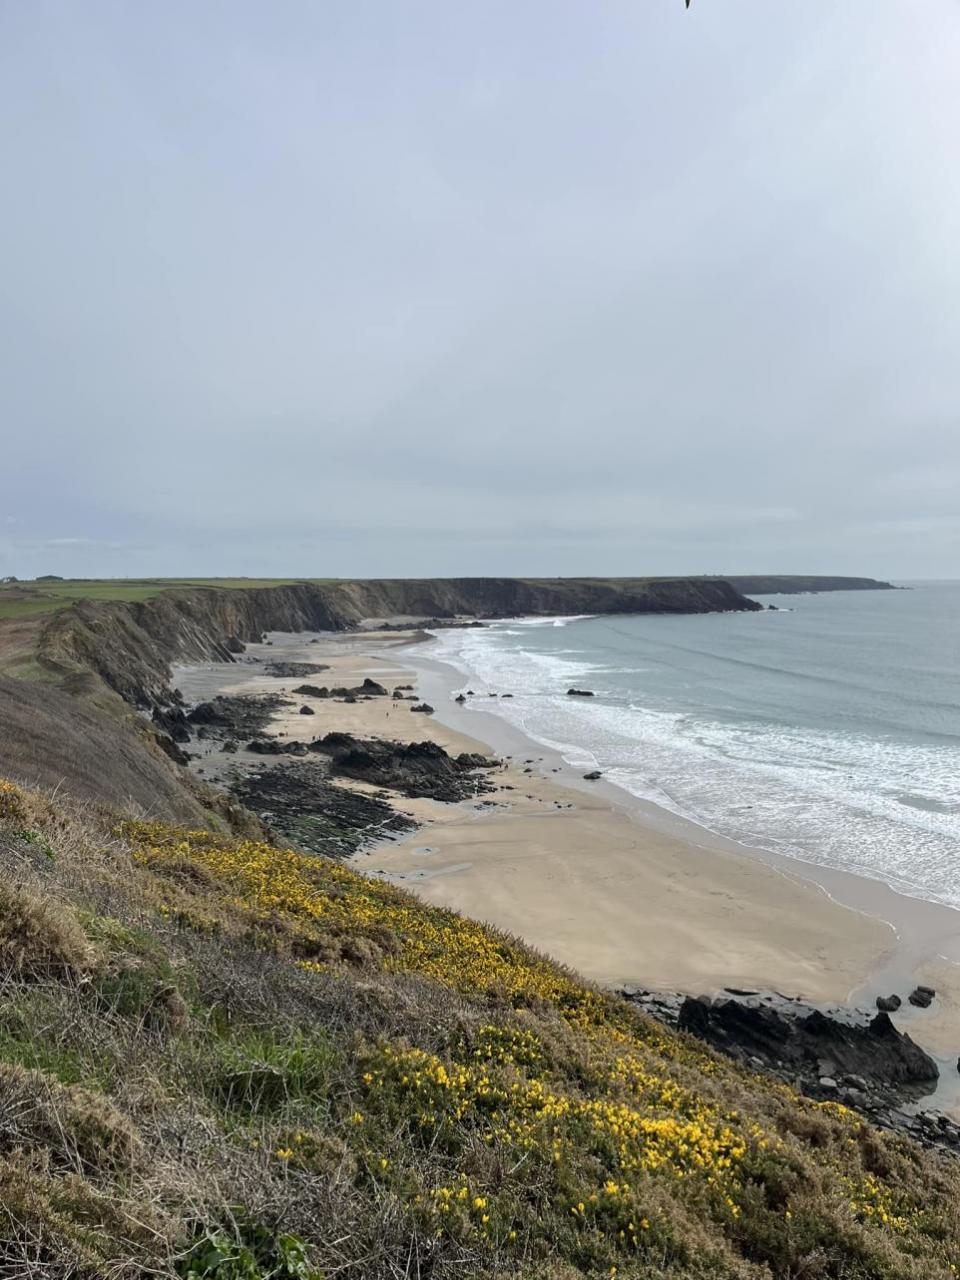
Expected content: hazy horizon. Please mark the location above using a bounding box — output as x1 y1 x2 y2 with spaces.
3 2 960 581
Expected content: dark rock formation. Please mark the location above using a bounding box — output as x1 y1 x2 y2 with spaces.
410 703 434 714
225 636 246 653
358 678 388 696
152 704 191 744
909 985 936 1008
294 679 388 700
262 661 330 678
299 705 315 715
877 994 902 1012
454 694 466 704
229 762 416 858
567 688 595 697
619 987 952 1150
677 995 938 1089
583 770 602 780
155 733 190 766
187 694 290 740
308 732 497 801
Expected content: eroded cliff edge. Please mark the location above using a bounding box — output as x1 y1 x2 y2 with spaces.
39 576 760 709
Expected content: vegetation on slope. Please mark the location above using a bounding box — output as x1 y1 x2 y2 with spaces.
1 777 959 1278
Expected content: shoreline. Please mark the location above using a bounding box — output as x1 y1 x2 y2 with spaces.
402 643 960 1022
174 627 960 1112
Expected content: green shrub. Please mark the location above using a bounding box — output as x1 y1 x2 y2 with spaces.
178 1218 322 1280
207 1028 336 1115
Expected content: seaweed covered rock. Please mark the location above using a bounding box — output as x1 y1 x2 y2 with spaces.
308 733 497 801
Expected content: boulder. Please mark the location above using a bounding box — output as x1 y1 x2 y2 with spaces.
225 636 246 654
410 703 434 714
583 770 602 781
360 678 388 696
299 705 315 715
876 994 902 1012
909 986 936 1008
567 688 595 697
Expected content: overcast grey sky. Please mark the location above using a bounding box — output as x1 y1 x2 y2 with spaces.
2 2 959 581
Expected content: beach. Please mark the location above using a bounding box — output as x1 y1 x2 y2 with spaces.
178 627 960 1083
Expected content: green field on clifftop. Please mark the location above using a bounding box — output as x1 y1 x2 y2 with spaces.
0 578 327 619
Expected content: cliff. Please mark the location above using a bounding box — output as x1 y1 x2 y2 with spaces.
726 575 897 594
40 576 760 708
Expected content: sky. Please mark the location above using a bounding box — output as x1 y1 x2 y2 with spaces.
2 1 959 582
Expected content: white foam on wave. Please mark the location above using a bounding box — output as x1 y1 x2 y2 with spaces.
428 624 960 912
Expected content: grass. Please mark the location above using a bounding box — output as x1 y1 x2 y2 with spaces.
0 579 327 620
1 777 960 1279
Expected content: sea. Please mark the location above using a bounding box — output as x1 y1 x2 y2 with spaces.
424 583 960 912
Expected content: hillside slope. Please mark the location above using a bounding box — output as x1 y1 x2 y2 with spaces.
2 776 959 1279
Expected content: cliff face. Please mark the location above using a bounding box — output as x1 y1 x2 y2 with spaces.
41 576 760 708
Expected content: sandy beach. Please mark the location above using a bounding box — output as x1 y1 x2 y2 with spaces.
175 627 960 1107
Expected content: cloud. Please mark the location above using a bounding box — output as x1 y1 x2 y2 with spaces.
1 2 959 579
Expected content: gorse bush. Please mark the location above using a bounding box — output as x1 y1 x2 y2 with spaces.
0 780 958 1278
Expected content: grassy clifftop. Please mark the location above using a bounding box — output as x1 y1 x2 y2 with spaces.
1 777 959 1279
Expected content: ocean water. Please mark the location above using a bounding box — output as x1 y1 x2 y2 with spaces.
425 583 960 910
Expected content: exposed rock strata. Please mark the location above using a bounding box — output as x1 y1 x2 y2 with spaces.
39 577 762 710
309 732 497 801
228 762 415 858
619 987 957 1153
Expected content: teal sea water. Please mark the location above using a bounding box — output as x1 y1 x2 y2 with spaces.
426 583 960 910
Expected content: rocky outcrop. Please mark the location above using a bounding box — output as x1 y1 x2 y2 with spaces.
618 987 957 1152
187 694 291 740
262 662 330 678
292 679 388 700
676 995 938 1089
228 762 416 858
309 732 498 801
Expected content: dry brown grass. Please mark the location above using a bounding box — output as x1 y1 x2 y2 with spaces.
0 1060 142 1173
0 885 100 982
